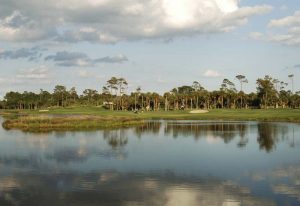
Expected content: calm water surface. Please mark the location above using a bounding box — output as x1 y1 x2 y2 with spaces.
0 118 300 206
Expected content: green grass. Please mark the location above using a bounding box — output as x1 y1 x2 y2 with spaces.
1 106 300 132
2 115 144 132
140 109 300 122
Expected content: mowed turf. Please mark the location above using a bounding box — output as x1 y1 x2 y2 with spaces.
2 106 300 122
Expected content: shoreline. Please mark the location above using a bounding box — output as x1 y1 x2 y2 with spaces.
1 108 300 132
1 115 144 132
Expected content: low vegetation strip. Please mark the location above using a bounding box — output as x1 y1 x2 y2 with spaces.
1 108 300 132
2 115 144 132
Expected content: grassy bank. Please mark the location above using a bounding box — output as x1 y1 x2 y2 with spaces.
1 107 300 132
3 107 300 121
2 115 144 132
0 107 300 122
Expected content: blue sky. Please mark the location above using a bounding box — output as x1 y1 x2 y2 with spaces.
0 0 299 97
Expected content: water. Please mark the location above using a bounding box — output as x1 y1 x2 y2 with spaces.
0 119 300 206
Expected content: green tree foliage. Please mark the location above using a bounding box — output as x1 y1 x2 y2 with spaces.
256 75 278 108
1 75 300 110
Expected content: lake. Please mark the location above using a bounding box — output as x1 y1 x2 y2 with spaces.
0 119 300 206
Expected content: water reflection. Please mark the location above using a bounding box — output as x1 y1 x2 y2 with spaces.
0 120 299 205
133 121 293 152
0 172 276 206
257 122 289 152
103 129 128 149
134 121 162 138
163 121 247 144
249 164 300 203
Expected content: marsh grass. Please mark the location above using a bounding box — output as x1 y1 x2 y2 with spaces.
2 115 144 132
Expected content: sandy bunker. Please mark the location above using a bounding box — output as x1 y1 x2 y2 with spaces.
189 110 209 114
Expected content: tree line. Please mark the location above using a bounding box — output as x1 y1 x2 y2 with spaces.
1 75 299 110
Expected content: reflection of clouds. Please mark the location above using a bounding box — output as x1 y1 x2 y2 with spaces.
0 177 19 191
165 186 198 206
46 147 90 163
16 133 50 150
251 173 265 182
271 166 300 200
222 200 241 206
0 155 46 170
162 182 265 206
206 135 221 144
249 165 300 201
46 146 128 163
144 178 159 190
271 166 300 179
272 184 300 199
251 165 300 182
98 171 119 183
0 172 275 206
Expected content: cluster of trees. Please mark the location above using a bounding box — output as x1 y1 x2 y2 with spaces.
1 75 299 110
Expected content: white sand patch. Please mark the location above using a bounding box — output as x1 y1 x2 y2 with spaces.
189 110 209 114
39 110 49 112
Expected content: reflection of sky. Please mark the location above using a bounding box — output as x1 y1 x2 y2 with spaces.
0 120 300 205
0 171 276 206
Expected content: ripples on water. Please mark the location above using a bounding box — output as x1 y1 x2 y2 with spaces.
0 119 300 206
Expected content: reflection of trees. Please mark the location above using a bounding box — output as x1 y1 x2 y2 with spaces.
164 122 248 144
103 129 128 149
237 137 249 148
257 123 288 152
236 124 248 148
134 121 162 138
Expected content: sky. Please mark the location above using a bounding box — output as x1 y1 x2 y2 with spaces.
0 0 300 98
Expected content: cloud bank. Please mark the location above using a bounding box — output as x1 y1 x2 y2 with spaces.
252 10 300 46
17 65 50 79
0 0 272 43
45 51 128 67
267 11 300 46
0 47 44 61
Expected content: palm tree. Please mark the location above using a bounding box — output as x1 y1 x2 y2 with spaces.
107 77 118 95
69 87 78 104
192 81 204 109
235 75 248 108
288 74 294 94
117 78 128 96
135 86 141 111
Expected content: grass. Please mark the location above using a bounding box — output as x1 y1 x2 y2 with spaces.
2 115 144 132
1 106 300 132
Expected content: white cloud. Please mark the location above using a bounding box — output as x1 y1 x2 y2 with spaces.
249 32 264 40
266 11 300 46
247 11 300 47
0 0 272 43
78 70 92 78
17 65 50 79
268 11 300 28
0 10 55 42
203 69 222 78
